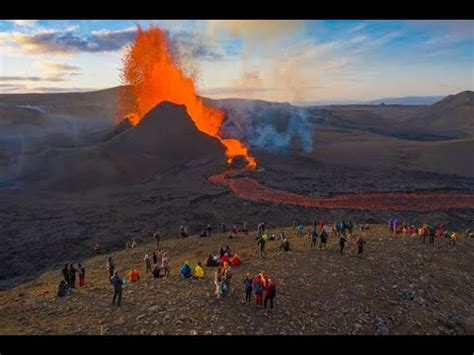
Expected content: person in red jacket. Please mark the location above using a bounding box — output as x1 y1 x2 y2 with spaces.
221 253 230 266
264 278 276 309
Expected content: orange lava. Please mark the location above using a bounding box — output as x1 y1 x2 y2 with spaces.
118 25 256 170
210 173 474 212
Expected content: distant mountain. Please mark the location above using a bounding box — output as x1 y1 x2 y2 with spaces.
293 96 445 106
366 96 444 105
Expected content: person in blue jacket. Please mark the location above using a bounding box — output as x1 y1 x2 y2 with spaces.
180 261 192 278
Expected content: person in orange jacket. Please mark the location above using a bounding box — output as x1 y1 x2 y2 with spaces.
128 268 140 283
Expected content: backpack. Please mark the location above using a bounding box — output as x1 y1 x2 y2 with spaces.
255 281 263 293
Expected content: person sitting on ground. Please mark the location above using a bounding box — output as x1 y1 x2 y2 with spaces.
279 231 286 240
125 241 131 249
206 254 219 267
57 280 71 297
128 268 140 283
230 253 241 266
180 261 192 278
193 262 205 279
199 229 207 238
279 238 290 251
152 263 161 279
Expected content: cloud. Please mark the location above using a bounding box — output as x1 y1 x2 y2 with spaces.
34 61 81 78
208 20 305 41
9 20 37 27
201 86 279 96
348 23 367 33
350 35 368 44
0 27 136 56
0 75 65 82
29 86 96 93
171 31 225 61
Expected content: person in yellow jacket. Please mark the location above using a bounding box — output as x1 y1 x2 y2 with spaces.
193 262 205 279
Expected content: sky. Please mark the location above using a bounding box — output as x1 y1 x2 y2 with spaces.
0 20 473 103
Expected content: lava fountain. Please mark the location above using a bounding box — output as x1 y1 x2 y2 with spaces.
118 25 256 170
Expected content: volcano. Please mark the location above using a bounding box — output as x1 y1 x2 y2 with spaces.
25 102 226 192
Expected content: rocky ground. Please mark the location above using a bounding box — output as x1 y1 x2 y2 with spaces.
0 224 472 335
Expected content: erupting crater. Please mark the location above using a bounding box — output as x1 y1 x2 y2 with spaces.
118 25 256 170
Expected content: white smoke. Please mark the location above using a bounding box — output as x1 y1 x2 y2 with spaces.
219 100 314 154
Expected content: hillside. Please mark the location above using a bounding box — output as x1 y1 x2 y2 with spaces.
402 91 474 138
0 224 472 335
19 101 226 192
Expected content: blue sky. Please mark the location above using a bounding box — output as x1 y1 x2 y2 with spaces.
0 20 472 102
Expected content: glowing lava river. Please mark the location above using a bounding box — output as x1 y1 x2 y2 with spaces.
209 171 474 212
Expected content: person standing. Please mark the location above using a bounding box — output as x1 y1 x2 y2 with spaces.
77 263 86 287
243 221 248 235
153 231 161 248
161 252 170 277
95 242 101 255
449 232 458 246
69 264 76 289
257 235 266 258
107 257 115 283
253 275 264 307
152 250 158 265
320 229 328 251
144 253 152 273
264 278 276 309
62 264 70 286
206 224 212 237
310 229 318 249
356 236 365 256
214 268 222 299
339 234 346 255
111 271 123 306
243 274 253 303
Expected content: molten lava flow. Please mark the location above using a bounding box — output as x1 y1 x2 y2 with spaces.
118 25 256 170
210 173 474 212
